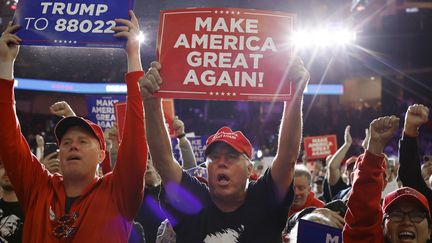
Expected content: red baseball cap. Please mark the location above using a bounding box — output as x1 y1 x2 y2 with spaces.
205 127 252 159
55 116 106 151
383 187 430 219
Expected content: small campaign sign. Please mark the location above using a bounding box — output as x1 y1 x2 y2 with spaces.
297 219 342 243
303 135 338 160
14 0 134 48
115 99 176 140
156 8 295 101
189 136 207 165
86 95 125 129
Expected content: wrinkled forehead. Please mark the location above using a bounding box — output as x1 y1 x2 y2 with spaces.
206 142 239 156
294 174 310 186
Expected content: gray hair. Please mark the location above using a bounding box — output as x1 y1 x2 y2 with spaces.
294 164 312 186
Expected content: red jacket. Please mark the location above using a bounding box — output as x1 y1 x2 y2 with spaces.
288 191 325 217
0 71 147 242
343 151 385 243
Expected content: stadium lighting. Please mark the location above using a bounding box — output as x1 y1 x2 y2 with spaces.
137 31 146 44
256 150 263 159
292 28 356 48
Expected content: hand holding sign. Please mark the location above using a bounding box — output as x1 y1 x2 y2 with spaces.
0 22 21 65
313 208 345 229
112 10 140 58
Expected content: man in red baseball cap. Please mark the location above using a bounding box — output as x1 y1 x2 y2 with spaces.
141 56 310 242
344 114 432 243
0 11 148 242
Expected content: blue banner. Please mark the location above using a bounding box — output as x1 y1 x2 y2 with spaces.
171 135 207 167
13 78 342 95
85 95 126 129
189 136 207 165
13 0 134 48
297 219 342 243
171 138 182 165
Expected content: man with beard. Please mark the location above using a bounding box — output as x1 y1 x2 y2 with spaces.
0 160 23 242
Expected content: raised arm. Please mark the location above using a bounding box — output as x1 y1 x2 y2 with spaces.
140 63 183 184
35 134 45 160
173 117 197 169
327 125 352 185
104 125 119 170
398 104 432 210
343 116 399 243
0 23 51 209
50 101 76 117
0 22 19 80
110 11 147 219
271 57 310 198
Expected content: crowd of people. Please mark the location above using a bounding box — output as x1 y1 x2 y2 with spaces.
0 8 432 243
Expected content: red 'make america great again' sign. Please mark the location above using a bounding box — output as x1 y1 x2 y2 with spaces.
156 8 295 101
304 135 338 160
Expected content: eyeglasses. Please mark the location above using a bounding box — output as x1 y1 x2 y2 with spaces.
52 212 79 238
207 152 249 164
385 211 428 223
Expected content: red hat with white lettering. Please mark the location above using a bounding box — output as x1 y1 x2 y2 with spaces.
383 187 430 219
205 126 252 159
55 116 106 151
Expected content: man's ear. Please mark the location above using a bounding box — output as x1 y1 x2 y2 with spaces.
99 150 106 163
247 162 253 177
